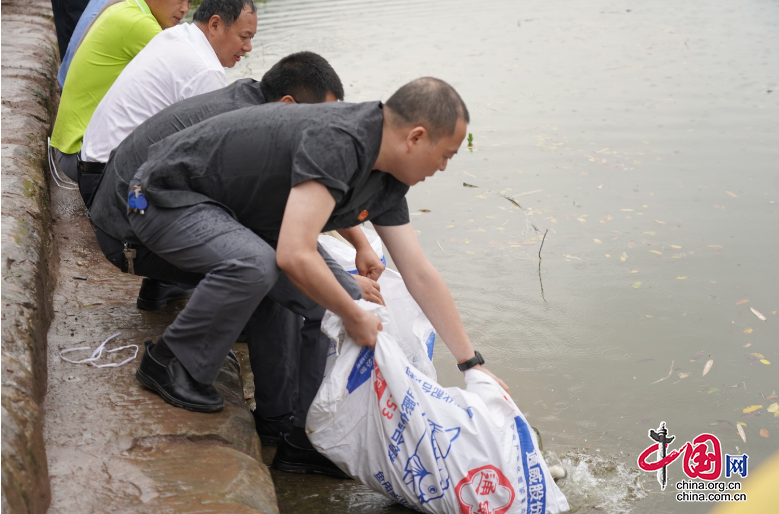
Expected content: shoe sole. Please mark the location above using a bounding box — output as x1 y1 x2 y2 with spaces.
272 457 350 479
136 368 224 413
136 292 193 311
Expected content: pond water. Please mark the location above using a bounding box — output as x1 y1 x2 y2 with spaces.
226 0 779 512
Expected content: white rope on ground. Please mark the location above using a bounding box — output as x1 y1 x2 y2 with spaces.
47 137 79 190
59 332 139 368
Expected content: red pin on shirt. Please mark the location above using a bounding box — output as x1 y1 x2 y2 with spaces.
358 210 369 221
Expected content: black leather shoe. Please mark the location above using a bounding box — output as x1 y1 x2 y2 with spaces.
136 278 194 311
253 411 294 446
272 433 350 478
136 340 224 412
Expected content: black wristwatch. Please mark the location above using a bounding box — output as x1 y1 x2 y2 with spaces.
457 351 485 371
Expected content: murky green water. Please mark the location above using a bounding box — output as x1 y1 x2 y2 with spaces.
226 0 779 512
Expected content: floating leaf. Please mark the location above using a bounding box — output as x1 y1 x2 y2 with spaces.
593 239 602 243
650 250 663 255
620 252 628 262
743 343 752 348
670 245 682 249
709 245 723 248
633 281 642 289
605 254 611 257
475 194 487 199
465 251 475 255
677 277 688 280
744 328 753 334
446 225 454 228
767 403 779 413
750 307 767 321
620 208 634 212
577 217 587 222
737 424 746 442
654 220 667 225
702 359 714 377
707 388 719 394
738 421 748 427
760 429 769 438
630 269 639 274
751 353 765 358
419 209 431 213
628 242 637 248
736 299 749 305
761 359 771 365
644 231 656 236
600 215 613 223
677 372 691 379
561 254 582 260
742 405 762 414
725 191 738 198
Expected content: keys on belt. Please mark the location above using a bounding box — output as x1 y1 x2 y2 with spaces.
123 243 137 275
128 185 148 215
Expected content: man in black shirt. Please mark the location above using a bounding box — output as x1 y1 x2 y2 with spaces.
89 52 385 449
106 77 508 477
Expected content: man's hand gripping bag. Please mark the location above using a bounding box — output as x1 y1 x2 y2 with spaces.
307 300 570 514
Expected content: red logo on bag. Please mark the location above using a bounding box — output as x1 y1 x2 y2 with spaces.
455 465 515 514
373 362 387 403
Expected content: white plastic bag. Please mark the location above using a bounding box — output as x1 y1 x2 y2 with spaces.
308 300 570 514
318 228 436 381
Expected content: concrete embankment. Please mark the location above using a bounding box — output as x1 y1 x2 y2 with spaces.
2 2 277 512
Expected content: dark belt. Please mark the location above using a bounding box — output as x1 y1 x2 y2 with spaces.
77 159 106 174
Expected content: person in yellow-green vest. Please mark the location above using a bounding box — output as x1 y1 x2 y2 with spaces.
49 0 192 182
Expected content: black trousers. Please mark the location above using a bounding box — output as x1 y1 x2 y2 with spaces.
50 0 91 60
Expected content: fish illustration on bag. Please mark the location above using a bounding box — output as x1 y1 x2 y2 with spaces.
403 420 461 504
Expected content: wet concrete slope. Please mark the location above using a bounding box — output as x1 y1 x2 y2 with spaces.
43 129 278 513
1 1 59 512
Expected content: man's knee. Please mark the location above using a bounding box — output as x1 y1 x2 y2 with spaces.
213 255 280 290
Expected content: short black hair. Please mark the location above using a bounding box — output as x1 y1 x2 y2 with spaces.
260 52 345 103
384 77 470 139
193 0 256 27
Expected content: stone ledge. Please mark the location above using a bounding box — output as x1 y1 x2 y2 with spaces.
1 1 59 513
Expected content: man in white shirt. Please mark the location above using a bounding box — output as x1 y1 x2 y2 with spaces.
80 0 256 164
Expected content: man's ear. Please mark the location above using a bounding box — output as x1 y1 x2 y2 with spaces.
406 126 427 150
208 14 223 35
278 95 297 104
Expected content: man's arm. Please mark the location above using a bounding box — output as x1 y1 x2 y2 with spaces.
277 180 383 346
374 223 509 392
336 226 385 280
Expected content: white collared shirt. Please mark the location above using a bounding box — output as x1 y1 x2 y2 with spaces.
82 23 227 162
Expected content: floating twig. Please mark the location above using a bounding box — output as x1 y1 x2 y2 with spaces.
538 229 549 260
437 240 453 255
650 360 675 385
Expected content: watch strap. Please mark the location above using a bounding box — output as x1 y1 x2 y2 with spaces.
457 351 485 371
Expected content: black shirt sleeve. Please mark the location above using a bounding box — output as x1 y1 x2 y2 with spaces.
371 197 410 226
291 126 357 203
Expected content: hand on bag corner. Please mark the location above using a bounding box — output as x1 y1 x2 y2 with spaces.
472 364 510 394
355 246 385 281
354 275 385 306
343 308 383 348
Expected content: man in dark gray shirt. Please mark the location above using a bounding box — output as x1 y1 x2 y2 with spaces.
105 77 509 477
89 52 385 448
